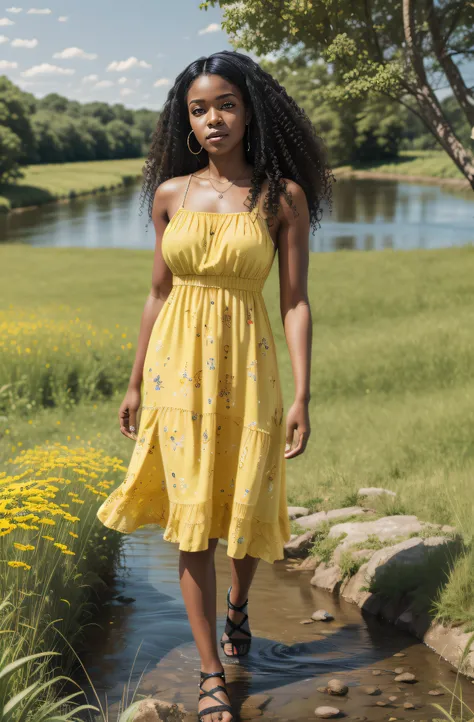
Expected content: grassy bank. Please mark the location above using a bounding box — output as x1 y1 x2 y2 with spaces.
0 157 144 213
335 149 468 183
2 241 474 636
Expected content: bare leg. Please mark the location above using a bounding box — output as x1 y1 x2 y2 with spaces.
179 538 233 722
221 554 260 656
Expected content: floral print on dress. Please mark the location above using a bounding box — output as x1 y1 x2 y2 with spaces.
247 360 257 381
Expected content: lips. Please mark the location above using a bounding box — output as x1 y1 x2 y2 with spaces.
207 132 228 140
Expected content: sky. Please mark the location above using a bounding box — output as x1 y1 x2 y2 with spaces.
0 1 472 110
0 0 242 110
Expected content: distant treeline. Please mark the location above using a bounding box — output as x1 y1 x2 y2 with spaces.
0 75 159 182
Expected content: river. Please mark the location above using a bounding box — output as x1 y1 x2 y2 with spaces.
1 178 473 252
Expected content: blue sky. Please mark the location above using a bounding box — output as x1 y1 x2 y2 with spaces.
0 1 471 109
0 0 242 109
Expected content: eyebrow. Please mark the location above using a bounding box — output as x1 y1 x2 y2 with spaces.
188 92 237 105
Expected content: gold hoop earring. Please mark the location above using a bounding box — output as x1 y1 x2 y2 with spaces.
187 129 203 155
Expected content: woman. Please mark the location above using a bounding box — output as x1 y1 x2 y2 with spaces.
97 49 333 722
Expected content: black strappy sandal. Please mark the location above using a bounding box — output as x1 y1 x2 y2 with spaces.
220 585 252 657
198 670 233 721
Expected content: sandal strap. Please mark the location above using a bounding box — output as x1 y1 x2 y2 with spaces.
200 670 226 682
227 585 248 612
199 703 232 719
225 615 251 638
198 670 232 720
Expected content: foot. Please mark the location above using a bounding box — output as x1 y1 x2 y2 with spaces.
220 588 252 657
198 669 233 722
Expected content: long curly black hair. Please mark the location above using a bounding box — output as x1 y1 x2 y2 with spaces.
138 49 335 234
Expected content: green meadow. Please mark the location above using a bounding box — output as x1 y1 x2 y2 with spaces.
2 239 474 634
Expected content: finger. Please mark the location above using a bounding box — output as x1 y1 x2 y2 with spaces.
285 430 309 458
285 424 296 455
129 408 138 440
119 407 135 440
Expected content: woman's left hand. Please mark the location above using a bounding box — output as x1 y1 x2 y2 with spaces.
284 399 311 458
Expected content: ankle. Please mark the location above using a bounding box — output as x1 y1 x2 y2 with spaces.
200 659 224 675
229 587 248 608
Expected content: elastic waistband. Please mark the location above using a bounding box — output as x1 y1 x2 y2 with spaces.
172 274 264 292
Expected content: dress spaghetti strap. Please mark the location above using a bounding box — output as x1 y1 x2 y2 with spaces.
180 174 193 210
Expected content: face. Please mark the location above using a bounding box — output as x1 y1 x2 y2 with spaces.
186 73 250 155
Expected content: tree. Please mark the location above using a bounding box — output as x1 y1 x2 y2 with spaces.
201 0 474 188
0 76 36 181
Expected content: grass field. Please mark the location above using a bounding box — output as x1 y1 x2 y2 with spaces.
335 149 467 181
2 240 474 628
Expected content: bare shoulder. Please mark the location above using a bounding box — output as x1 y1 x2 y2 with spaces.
278 178 307 221
153 174 191 218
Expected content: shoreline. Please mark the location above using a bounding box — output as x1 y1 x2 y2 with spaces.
2 162 471 218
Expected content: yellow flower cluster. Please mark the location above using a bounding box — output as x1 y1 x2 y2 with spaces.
0 443 127 573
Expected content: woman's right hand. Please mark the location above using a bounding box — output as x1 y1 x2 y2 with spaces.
118 387 141 441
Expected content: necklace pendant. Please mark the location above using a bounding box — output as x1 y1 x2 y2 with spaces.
218 193 223 199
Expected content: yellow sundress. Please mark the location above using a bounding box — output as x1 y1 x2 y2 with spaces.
96 174 291 563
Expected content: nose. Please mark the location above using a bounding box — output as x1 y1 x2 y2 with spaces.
207 107 223 126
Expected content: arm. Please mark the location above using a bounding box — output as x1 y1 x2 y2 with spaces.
119 182 174 439
277 180 312 459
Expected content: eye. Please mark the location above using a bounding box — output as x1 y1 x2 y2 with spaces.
221 101 234 109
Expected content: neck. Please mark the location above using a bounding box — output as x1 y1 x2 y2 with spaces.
206 144 252 182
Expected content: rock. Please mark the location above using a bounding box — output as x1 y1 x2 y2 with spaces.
119 699 191 722
328 515 427 549
362 687 380 696
428 689 444 696
300 618 315 624
312 609 334 622
310 563 343 593
394 667 405 674
376 701 388 707
287 506 310 519
333 547 375 566
424 622 474 677
372 670 381 676
358 487 396 498
297 506 368 531
317 687 328 694
327 679 348 696
403 702 416 710
396 610 414 630
284 530 316 558
393 652 406 657
295 555 320 571
388 696 398 702
314 707 341 719
394 672 417 683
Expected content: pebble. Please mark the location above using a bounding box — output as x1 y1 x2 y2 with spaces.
376 701 388 707
394 667 405 674
317 687 328 694
362 686 380 695
372 670 382 676
312 610 334 622
301 619 315 624
393 652 406 657
428 689 444 696
403 702 416 710
314 706 340 719
327 679 348 696
388 696 398 702
394 672 417 683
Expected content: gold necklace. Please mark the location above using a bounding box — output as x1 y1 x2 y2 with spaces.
195 170 250 199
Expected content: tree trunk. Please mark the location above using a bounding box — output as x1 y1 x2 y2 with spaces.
425 0 474 128
402 0 474 189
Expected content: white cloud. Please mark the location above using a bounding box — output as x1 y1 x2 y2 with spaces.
118 76 127 85
94 79 114 88
27 8 52 14
120 87 134 97
6 7 23 13
0 17 15 25
154 77 170 87
198 22 220 35
106 56 151 72
0 59 17 68
20 62 75 76
53 47 97 60
143 93 150 99
0 34 9 43
58 16 67 22
11 37 38 47
82 73 98 83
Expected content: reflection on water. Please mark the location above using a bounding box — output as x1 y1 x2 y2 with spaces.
1 178 473 252
73 529 474 721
